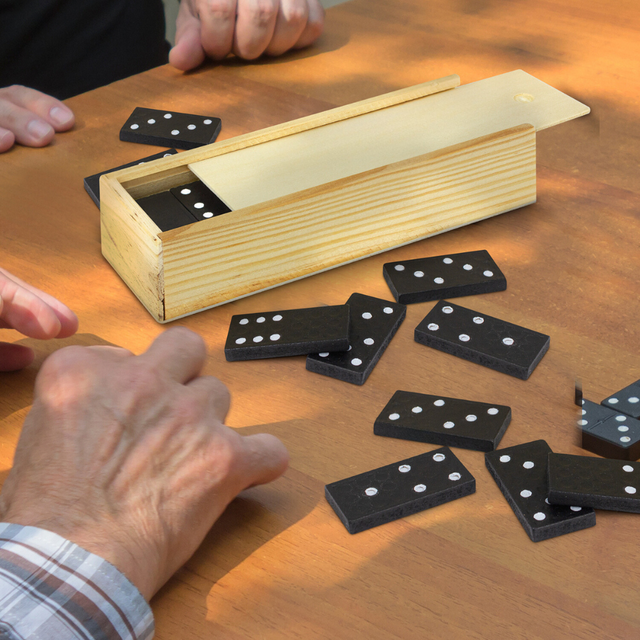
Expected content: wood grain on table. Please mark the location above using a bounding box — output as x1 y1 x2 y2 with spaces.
1 0 639 638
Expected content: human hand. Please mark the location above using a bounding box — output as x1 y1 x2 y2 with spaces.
170 0 325 70
0 327 289 601
0 86 75 153
0 267 79 371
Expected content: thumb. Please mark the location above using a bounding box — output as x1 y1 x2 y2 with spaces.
239 433 290 490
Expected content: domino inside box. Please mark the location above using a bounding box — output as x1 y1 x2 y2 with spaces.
100 70 588 322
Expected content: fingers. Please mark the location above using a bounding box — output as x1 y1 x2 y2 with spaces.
0 268 78 339
169 0 208 70
0 343 35 372
233 0 278 59
187 374 231 423
237 432 289 488
198 0 239 62
138 327 208 385
292 0 324 49
0 85 74 152
264 0 309 56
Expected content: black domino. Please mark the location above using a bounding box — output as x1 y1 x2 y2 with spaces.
548 454 640 513
579 399 640 461
383 249 506 304
120 107 222 150
374 391 511 452
224 305 350 361
325 447 475 534
485 440 595 542
170 180 231 220
415 300 550 380
84 149 178 208
602 379 640 419
136 191 199 231
306 293 406 385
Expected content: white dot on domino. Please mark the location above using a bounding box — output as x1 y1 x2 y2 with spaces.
362 312 372 319
463 264 473 271
434 277 444 284
473 316 484 324
520 490 532 498
394 265 405 271
171 129 180 135
499 455 511 463
363 338 375 345
488 408 499 415
164 113 172 119
449 473 461 481
623 465 634 472
483 270 494 277
256 317 265 323
629 397 639 404
412 406 422 414
414 271 424 278
442 306 454 314
235 338 246 345
272 315 283 321
389 413 400 421
503 337 515 346
130 124 139 129
253 336 263 343
351 358 362 366
203 212 213 218
383 307 393 314
181 188 191 195
523 461 534 469
443 257 453 264
399 465 411 473
428 323 439 331
365 487 378 496
465 414 477 422
434 399 445 407
533 512 546 521
459 334 470 342
609 397 619 404
204 119 212 125
188 124 196 130
433 453 446 462
443 421 455 429
414 484 427 493
270 334 280 341
625 486 637 495
239 318 249 325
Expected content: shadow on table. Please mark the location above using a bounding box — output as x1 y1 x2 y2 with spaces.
152 419 321 624
0 334 120 422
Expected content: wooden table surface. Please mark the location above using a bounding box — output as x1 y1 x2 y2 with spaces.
2 0 640 637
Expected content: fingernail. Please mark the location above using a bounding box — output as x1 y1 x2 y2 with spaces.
27 119 53 140
49 106 73 126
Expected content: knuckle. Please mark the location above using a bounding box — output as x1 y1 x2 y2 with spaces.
285 3 308 27
245 0 278 25
203 0 236 20
207 433 240 478
36 346 94 408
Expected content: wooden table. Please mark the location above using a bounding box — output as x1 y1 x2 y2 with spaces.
2 0 640 637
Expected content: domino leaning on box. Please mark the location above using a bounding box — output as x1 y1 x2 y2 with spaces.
0 267 290 639
0 0 325 153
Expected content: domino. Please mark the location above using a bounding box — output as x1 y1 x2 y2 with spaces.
383 249 506 304
602 379 640 419
485 440 595 542
120 107 222 150
306 293 406 385
224 305 350 361
548 454 640 513
135 191 199 232
578 399 640 461
325 447 475 534
415 300 550 380
374 391 511 451
170 180 231 220
83 149 178 208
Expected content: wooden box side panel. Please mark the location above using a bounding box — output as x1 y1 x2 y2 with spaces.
100 174 165 321
160 125 536 320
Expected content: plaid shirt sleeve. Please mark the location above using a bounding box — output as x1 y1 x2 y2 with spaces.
0 523 154 640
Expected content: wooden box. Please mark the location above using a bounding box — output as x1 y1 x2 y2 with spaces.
100 70 589 322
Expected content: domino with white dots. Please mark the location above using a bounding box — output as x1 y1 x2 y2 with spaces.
374 391 511 451
120 107 222 150
548 454 640 513
485 440 595 542
415 300 550 380
170 180 231 220
224 305 350 361
84 149 178 208
325 447 475 534
579 399 640 461
383 250 506 304
602 379 640 419
306 293 406 385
